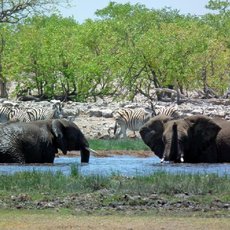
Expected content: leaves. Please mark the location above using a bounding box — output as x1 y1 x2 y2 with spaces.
1 1 230 101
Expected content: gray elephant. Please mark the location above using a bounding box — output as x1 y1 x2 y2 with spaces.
0 119 92 163
139 114 173 159
140 115 230 163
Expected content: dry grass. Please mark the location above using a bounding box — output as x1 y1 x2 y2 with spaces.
0 210 230 230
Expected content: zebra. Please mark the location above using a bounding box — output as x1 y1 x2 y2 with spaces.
4 101 64 122
153 105 179 117
0 105 14 123
26 101 64 121
112 105 178 138
112 108 151 138
0 102 20 123
7 108 28 122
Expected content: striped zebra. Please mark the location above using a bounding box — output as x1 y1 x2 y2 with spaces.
26 102 64 121
4 101 64 122
0 101 22 123
112 105 178 138
8 107 31 122
154 105 179 117
0 105 14 123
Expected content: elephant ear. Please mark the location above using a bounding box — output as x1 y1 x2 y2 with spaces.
186 115 221 147
140 115 171 158
51 119 67 155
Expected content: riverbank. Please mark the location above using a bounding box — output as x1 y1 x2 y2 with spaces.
0 165 229 229
0 170 229 216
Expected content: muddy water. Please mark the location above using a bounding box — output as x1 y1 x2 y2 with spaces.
0 155 229 176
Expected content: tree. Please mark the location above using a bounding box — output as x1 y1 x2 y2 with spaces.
2 1 230 102
206 0 230 13
0 0 71 24
0 0 70 98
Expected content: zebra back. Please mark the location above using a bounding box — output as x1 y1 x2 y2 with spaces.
113 108 151 133
26 102 64 121
155 105 178 118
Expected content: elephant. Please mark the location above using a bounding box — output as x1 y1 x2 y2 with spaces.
139 114 173 159
0 119 93 164
140 114 230 163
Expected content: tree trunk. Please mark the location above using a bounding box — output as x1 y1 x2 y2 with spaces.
0 63 8 98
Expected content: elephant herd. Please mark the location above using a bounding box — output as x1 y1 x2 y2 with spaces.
0 115 230 164
140 114 230 163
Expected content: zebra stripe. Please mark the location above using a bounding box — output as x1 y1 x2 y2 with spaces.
26 103 64 121
3 101 64 122
154 105 178 117
113 108 151 138
8 107 31 122
0 105 14 122
112 105 178 138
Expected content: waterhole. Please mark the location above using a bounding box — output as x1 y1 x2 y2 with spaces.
0 155 229 176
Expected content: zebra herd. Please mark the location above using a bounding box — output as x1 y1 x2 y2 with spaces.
0 99 178 139
0 100 64 123
112 105 178 138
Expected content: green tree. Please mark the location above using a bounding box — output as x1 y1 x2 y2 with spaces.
0 0 71 98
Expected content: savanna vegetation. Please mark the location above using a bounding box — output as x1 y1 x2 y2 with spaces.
0 139 229 219
0 1 230 228
0 0 229 102
0 169 229 213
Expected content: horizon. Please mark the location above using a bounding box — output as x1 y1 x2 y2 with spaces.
58 0 213 23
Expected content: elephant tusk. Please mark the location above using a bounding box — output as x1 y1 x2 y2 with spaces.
161 158 165 163
85 147 97 154
180 157 184 163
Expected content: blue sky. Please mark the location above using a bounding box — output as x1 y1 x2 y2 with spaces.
58 0 211 23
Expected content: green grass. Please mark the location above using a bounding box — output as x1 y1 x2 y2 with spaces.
0 168 229 214
88 139 149 151
0 168 229 198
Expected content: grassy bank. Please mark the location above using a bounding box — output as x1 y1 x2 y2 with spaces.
0 168 229 216
0 169 229 196
88 139 149 151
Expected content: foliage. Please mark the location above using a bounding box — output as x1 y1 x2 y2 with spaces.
0 0 70 24
1 0 230 101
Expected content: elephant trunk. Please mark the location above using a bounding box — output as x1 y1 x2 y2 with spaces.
162 122 184 163
170 122 178 161
172 123 185 163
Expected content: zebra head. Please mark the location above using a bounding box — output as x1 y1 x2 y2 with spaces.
51 101 64 118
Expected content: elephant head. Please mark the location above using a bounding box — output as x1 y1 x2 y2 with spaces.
140 114 224 163
51 119 90 163
162 115 221 163
139 114 173 159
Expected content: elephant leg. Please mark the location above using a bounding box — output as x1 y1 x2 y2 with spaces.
9 152 26 164
80 148 90 163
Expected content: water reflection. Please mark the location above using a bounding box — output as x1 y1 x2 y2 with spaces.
0 156 229 176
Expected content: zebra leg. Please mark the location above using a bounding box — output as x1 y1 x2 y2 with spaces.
115 126 123 138
120 125 127 138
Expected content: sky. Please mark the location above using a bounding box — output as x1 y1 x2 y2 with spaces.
58 0 212 23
